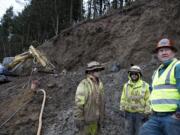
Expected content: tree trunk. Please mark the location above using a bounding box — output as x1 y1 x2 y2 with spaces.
88 0 92 19
93 0 97 19
2 43 7 57
26 24 30 46
55 15 59 36
112 0 118 9
8 43 11 57
119 0 123 9
54 0 59 36
70 0 73 24
99 0 103 15
79 0 83 20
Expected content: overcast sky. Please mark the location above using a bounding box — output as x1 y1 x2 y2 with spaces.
0 0 29 18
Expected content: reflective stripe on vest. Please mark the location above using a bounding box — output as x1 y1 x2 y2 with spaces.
151 99 180 104
151 59 180 112
153 84 176 89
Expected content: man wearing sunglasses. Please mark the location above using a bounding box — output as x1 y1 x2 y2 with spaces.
139 38 180 135
120 65 151 135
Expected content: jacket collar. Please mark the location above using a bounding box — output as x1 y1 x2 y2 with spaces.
87 74 100 84
160 58 177 69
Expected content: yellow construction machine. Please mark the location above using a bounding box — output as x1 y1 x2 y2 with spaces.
4 45 55 73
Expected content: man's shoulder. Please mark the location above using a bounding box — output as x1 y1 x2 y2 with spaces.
76 79 90 93
124 81 129 85
175 60 180 66
123 81 131 88
175 61 180 73
79 78 89 85
142 80 150 87
78 78 92 87
174 60 180 70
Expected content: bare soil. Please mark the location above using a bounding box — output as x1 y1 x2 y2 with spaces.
1 0 180 134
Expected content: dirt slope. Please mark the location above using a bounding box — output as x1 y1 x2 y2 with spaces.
1 0 180 135
41 0 180 73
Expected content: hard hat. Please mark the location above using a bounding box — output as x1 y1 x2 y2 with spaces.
154 38 177 52
86 61 104 72
128 65 142 75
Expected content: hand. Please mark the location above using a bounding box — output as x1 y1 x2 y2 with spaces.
142 114 149 122
75 119 84 129
172 112 180 120
98 120 105 134
175 112 180 119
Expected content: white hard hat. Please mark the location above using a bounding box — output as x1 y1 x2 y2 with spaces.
86 61 104 72
128 65 142 75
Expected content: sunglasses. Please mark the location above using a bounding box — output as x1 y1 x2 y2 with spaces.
130 72 138 76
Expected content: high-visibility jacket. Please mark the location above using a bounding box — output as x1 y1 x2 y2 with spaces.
120 77 151 114
151 58 180 112
74 75 105 123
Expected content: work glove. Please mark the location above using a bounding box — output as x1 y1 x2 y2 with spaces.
74 119 85 130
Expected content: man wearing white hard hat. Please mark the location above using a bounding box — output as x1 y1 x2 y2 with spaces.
120 65 151 135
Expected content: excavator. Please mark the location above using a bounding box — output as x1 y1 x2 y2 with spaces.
2 45 55 75
4 45 55 72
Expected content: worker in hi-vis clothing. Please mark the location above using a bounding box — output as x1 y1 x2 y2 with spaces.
139 38 180 135
74 61 105 135
120 65 151 135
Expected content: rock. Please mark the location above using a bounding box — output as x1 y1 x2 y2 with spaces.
47 83 56 88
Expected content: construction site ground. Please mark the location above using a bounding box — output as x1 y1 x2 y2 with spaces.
1 0 180 134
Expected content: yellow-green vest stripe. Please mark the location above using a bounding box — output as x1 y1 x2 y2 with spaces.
150 59 180 112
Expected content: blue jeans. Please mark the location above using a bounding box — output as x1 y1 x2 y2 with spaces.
139 114 180 135
124 112 145 135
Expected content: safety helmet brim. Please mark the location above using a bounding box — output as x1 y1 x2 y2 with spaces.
153 46 178 53
86 66 105 72
85 61 105 73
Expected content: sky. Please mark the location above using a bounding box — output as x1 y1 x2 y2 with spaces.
0 0 29 18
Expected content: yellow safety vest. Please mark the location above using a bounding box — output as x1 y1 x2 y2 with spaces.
120 79 151 113
151 58 180 112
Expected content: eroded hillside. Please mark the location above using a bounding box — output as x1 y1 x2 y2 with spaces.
1 0 180 134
